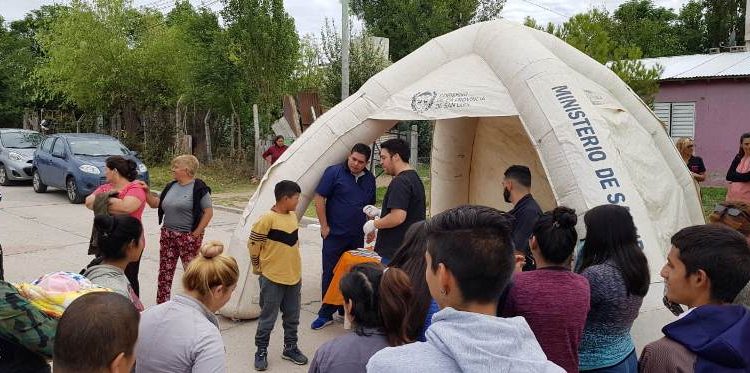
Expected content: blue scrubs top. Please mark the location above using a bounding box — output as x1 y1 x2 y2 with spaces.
315 163 376 238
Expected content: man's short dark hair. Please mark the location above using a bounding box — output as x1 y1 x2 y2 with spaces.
425 205 515 303
351 143 372 162
504 165 531 188
380 139 410 162
671 224 750 303
54 292 139 372
274 180 301 201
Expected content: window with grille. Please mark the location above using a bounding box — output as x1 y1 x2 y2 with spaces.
653 102 696 138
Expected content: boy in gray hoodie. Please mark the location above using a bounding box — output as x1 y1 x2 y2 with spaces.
367 205 563 373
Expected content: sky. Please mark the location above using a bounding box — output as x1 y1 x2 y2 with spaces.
1 0 691 37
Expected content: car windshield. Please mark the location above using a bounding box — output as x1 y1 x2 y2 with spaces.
68 139 130 156
0 132 43 148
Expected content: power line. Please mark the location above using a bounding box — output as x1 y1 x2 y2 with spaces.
517 0 571 19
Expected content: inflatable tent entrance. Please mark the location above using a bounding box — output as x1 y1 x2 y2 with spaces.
221 19 704 336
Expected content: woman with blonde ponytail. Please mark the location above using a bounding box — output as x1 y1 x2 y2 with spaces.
309 262 414 373
134 241 239 373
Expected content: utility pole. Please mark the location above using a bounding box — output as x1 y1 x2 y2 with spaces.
341 0 350 101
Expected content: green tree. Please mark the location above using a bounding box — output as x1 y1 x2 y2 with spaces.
350 0 506 61
609 0 683 58
529 9 663 104
704 0 745 48
556 9 615 63
316 20 391 107
293 34 325 93
0 6 68 126
221 0 300 125
0 18 29 125
677 0 708 54
35 0 143 114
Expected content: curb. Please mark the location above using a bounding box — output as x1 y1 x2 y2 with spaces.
211 203 321 227
213 204 244 214
153 189 321 226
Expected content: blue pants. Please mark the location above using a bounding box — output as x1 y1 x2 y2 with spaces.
318 234 361 318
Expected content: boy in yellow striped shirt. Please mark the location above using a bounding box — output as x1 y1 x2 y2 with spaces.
249 180 307 371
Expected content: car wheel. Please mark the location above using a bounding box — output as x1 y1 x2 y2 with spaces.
0 165 11 186
32 170 47 193
66 177 84 204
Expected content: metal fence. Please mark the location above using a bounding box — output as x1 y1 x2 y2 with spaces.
253 125 423 179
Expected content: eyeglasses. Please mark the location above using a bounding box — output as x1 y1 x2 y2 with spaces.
713 204 750 219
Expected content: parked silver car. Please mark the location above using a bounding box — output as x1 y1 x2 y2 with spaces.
0 129 44 185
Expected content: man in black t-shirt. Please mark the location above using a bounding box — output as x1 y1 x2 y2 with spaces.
503 165 542 271
363 139 426 264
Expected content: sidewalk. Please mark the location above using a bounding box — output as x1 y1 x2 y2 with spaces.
0 185 343 372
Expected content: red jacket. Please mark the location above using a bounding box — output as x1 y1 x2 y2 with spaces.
262 144 287 164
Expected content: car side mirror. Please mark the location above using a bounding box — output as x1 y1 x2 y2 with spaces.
131 151 140 158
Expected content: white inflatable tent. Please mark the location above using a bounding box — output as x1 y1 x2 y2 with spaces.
221 20 704 340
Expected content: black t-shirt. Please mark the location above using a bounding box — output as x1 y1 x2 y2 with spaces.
509 194 542 255
687 156 705 174
375 169 426 259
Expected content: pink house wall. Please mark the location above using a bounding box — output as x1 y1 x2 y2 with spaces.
655 79 750 185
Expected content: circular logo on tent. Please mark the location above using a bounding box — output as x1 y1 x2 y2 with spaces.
411 91 437 113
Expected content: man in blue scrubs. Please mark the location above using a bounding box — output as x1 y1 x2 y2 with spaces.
311 143 376 329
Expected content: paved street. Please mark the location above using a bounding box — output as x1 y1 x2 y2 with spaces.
1 182 673 371
0 183 346 372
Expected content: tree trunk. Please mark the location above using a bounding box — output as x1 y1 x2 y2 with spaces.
230 99 239 158
230 113 235 158
237 111 243 158
175 95 184 154
142 110 149 155
204 109 212 163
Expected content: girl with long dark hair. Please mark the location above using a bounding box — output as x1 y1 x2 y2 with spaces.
83 215 145 311
576 204 649 372
309 263 413 373
726 132 750 203
388 221 439 341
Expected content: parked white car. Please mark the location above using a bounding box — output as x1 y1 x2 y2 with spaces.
0 129 44 185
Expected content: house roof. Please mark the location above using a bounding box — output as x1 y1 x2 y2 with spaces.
639 51 750 81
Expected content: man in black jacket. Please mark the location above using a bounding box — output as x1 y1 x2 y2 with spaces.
502 165 542 271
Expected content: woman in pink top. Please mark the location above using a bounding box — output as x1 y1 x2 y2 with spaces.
84 155 147 295
726 133 750 203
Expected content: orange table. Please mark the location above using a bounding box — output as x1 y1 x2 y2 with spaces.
322 249 381 305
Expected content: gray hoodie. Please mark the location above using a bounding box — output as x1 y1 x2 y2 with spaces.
735 281 750 309
366 307 564 373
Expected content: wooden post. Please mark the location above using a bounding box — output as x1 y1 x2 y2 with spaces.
204 109 212 163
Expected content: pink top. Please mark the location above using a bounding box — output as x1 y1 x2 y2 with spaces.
94 181 147 221
727 156 750 203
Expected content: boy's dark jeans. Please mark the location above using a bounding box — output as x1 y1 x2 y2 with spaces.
255 275 301 349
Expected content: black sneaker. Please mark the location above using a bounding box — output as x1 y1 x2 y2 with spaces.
254 348 268 371
282 345 309 365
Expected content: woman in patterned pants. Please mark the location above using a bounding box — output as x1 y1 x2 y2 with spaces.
144 155 213 304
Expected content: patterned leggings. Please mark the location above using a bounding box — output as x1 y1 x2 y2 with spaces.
157 228 203 304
